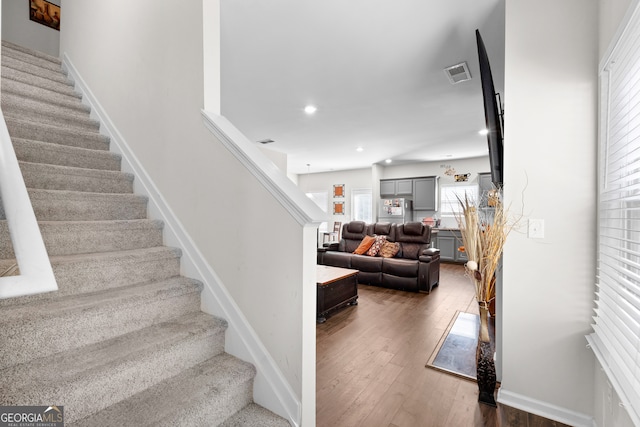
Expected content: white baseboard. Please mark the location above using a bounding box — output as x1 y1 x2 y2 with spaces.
61 54 299 427
498 388 595 427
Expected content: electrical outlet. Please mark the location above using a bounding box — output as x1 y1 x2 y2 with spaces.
528 219 545 238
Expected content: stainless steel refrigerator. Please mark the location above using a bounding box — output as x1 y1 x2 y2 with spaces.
379 198 413 224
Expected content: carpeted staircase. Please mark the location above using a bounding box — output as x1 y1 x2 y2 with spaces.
0 40 289 427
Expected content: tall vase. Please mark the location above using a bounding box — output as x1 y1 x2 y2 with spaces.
476 304 497 406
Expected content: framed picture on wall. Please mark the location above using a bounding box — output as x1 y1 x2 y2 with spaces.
333 201 345 215
29 0 60 31
333 184 345 198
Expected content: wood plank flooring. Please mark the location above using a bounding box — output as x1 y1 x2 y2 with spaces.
317 263 566 427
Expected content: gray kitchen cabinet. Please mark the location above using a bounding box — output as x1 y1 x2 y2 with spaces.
413 177 438 210
380 179 413 196
396 179 413 195
435 229 467 263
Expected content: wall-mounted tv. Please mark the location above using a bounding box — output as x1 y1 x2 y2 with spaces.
476 29 503 188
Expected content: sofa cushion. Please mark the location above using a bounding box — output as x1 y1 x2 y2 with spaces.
366 235 387 256
322 251 353 269
351 254 383 272
379 241 400 258
403 222 423 235
399 242 424 260
382 258 419 277
396 222 431 244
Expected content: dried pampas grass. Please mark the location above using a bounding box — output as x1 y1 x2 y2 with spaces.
456 192 515 310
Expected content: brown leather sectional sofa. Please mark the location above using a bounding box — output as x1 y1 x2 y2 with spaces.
317 221 440 293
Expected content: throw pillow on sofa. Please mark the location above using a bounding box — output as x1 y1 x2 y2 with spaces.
379 241 400 258
367 235 387 256
353 235 376 254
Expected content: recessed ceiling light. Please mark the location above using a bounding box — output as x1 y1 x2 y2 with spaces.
385 159 392 164
356 147 364 152
304 105 317 114
479 129 489 136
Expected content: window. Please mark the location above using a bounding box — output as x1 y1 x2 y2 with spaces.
587 6 640 425
306 191 329 231
352 189 372 223
439 184 478 217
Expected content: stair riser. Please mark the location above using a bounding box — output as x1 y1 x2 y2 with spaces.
6 117 110 151
1 55 70 86
2 77 85 111
20 163 134 194
1 65 81 100
41 223 163 256
0 284 203 367
172 379 254 426
29 192 147 222
13 139 122 171
2 97 99 132
0 220 164 258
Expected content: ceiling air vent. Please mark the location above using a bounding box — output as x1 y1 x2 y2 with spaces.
257 139 275 144
444 62 471 84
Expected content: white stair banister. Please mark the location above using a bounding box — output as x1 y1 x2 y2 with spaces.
0 108 57 298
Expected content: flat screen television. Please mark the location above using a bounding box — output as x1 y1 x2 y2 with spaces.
476 29 503 188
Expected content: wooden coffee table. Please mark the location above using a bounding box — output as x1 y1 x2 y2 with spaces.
316 265 359 323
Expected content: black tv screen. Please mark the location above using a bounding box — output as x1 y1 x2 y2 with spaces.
476 29 503 188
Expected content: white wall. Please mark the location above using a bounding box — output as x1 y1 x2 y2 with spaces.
500 1 598 425
1 0 60 57
59 1 314 424
297 168 372 226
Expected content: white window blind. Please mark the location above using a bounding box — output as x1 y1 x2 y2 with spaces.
587 5 640 425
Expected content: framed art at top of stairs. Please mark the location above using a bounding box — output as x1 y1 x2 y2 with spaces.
29 0 60 31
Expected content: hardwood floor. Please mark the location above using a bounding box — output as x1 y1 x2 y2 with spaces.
316 263 502 427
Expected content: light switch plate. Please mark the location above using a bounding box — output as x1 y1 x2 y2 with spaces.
528 219 545 238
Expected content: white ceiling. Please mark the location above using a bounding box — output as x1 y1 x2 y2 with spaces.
220 0 505 175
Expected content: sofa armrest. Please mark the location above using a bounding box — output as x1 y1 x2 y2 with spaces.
323 242 340 251
419 248 440 263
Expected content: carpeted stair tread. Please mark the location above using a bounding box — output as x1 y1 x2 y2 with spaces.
0 247 183 307
1 43 65 74
2 75 85 109
0 312 227 423
1 54 71 86
1 64 81 100
0 219 164 259
28 188 148 221
2 40 62 66
70 354 257 427
13 137 121 171
20 161 134 193
2 92 100 132
0 276 204 367
5 116 110 151
220 403 291 427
